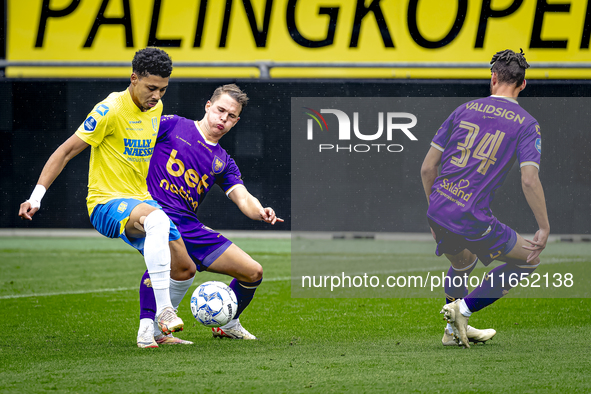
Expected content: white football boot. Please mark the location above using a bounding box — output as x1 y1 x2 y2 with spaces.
443 325 496 346
155 333 194 345
212 319 257 340
157 307 184 335
440 299 470 348
137 324 158 348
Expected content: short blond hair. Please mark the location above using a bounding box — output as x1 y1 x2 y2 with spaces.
210 84 249 111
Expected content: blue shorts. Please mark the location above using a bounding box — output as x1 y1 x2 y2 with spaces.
90 198 181 251
165 209 232 272
428 217 517 266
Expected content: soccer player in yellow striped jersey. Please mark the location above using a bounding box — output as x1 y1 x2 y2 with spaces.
19 48 196 346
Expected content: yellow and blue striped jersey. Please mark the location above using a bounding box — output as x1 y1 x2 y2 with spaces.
75 88 162 215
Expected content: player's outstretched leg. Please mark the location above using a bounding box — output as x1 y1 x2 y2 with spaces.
138 270 194 346
443 325 497 346
212 278 262 340
137 271 158 348
442 258 539 347
462 261 539 318
440 299 471 348
442 259 475 345
206 244 262 340
141 209 184 334
440 258 497 346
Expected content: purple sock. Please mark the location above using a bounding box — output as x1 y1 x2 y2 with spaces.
229 277 262 320
139 269 157 320
445 260 477 304
464 263 538 312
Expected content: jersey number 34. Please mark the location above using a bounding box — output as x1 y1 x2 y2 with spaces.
450 121 506 176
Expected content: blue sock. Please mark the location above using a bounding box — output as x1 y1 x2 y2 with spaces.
464 263 539 312
139 269 157 321
229 278 262 320
445 258 477 304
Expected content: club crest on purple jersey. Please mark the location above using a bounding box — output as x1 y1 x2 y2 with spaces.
212 156 226 174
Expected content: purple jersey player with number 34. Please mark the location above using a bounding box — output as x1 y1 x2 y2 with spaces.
136 84 283 348
421 49 550 348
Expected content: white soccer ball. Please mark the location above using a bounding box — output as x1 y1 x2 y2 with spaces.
190 281 237 327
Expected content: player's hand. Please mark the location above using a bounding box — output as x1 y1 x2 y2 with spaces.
19 200 40 221
523 228 549 263
259 207 284 225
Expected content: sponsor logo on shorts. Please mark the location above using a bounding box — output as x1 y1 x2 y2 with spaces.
117 201 128 213
83 116 97 132
489 250 502 259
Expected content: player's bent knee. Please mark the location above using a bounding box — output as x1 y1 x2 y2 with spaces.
143 210 170 234
247 262 263 283
187 262 197 277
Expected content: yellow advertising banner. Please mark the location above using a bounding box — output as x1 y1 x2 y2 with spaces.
6 0 591 78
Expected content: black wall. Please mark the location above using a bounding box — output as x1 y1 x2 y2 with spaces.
2 79 590 234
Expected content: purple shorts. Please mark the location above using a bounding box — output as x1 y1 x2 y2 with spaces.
428 217 517 266
165 209 232 272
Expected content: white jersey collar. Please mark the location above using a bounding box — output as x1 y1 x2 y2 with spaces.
490 95 519 105
194 121 219 146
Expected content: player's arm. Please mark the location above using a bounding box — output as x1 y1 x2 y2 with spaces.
228 186 283 225
420 147 443 205
520 165 550 262
19 134 89 220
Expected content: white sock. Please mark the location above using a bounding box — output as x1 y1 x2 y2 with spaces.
143 210 173 316
220 318 239 329
170 277 195 310
152 277 195 335
138 318 154 337
459 299 472 317
153 321 163 337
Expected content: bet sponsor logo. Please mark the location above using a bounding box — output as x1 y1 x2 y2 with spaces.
303 107 417 153
159 149 211 211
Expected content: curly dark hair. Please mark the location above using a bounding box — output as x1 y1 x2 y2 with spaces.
490 48 529 87
132 47 173 78
210 84 249 113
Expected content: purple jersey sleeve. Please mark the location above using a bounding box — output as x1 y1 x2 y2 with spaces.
216 157 243 193
157 115 180 141
517 123 541 169
431 110 457 151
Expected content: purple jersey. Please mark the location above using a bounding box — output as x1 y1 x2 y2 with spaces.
147 115 244 215
427 96 541 236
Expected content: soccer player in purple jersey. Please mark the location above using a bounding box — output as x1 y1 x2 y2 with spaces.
421 49 550 348
136 84 283 347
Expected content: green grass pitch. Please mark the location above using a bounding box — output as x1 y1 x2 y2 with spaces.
0 236 590 393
